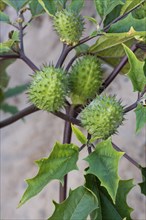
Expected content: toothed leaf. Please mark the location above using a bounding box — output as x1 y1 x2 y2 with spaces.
135 104 146 133
123 44 146 92
85 174 134 220
18 142 79 207
85 174 102 220
139 167 146 196
85 139 124 203
116 180 134 219
48 186 98 220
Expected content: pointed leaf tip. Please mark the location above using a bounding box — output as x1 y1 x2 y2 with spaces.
48 186 98 220
123 44 146 92
71 124 87 144
19 142 79 206
134 104 146 133
85 139 124 203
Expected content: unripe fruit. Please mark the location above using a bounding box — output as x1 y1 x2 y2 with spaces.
28 66 68 112
53 9 84 45
69 55 102 105
80 95 124 140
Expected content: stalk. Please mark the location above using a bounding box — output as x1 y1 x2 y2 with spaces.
59 105 76 202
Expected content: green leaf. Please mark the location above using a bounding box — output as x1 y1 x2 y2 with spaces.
71 124 87 144
139 167 146 196
99 190 123 220
89 30 145 54
120 0 145 15
85 174 122 220
67 0 84 13
116 180 134 219
38 0 57 16
109 13 146 33
104 4 122 26
143 59 146 77
134 104 146 132
85 139 124 203
85 174 134 220
0 102 19 114
0 40 14 54
89 29 145 73
18 142 79 207
75 44 89 55
94 0 123 18
95 42 145 74
4 83 29 98
0 89 4 103
29 0 44 17
123 44 146 92
0 64 9 90
0 11 10 23
10 31 19 41
2 0 30 11
85 174 102 220
48 186 98 220
0 59 15 90
84 16 98 25
0 32 19 55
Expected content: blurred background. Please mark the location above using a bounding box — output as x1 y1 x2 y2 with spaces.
1 2 146 219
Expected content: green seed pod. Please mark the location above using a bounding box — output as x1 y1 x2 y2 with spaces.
53 9 84 45
28 66 68 112
69 55 102 105
80 95 124 140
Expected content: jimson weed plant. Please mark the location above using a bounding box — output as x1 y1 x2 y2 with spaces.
0 0 146 219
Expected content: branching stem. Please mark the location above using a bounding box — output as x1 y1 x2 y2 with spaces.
56 44 70 68
59 105 75 202
0 105 80 129
20 53 39 72
74 3 142 47
100 44 137 93
112 142 141 169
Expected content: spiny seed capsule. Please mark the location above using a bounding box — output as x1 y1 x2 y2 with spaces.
69 55 102 105
80 95 124 140
53 9 84 45
28 66 68 112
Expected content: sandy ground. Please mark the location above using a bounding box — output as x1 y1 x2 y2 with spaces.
1 3 146 220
